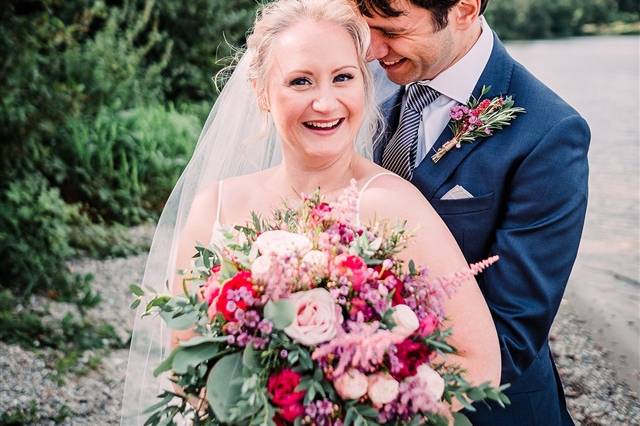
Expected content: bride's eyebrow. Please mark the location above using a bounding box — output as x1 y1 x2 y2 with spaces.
285 65 358 76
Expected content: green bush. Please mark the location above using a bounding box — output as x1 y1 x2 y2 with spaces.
485 0 625 40
154 0 260 103
0 174 83 299
61 105 200 224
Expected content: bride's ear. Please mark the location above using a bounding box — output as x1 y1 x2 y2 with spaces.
251 79 270 112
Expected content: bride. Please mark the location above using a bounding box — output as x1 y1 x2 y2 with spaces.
122 0 500 423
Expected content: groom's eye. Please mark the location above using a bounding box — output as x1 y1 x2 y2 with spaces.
290 77 312 86
334 73 354 83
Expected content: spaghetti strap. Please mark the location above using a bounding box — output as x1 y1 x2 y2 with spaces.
356 172 399 226
215 180 223 225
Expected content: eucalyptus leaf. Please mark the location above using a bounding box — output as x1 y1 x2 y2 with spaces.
264 299 295 330
153 347 180 377
159 309 199 330
453 412 473 426
179 335 228 347
172 343 219 375
243 345 260 371
130 298 141 309
207 352 244 421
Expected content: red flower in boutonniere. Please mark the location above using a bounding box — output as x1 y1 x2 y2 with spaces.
431 85 525 163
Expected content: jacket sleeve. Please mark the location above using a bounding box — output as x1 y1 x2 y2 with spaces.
481 113 590 382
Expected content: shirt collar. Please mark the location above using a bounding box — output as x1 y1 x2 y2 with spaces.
412 17 494 105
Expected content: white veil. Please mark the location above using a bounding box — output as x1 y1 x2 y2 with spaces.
120 46 400 424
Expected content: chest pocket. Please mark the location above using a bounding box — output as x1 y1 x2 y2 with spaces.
429 192 495 254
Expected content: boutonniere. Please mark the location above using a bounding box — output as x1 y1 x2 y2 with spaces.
431 85 525 163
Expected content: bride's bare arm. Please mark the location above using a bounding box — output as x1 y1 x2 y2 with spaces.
359 176 501 405
167 185 219 408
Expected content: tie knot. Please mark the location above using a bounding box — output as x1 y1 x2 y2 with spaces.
405 84 440 113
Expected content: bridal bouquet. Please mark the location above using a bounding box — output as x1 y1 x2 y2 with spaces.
131 182 509 426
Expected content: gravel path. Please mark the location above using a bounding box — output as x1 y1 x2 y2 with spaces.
0 227 638 424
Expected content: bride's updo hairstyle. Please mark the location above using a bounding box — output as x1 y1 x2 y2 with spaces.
245 0 379 155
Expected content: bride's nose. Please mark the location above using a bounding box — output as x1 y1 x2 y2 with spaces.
311 89 339 113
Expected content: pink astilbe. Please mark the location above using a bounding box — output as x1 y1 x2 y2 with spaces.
409 256 500 320
331 179 359 224
312 321 405 378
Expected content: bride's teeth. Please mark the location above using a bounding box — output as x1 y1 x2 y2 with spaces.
307 119 340 129
383 59 401 66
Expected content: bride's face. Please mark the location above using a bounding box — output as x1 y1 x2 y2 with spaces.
264 19 366 163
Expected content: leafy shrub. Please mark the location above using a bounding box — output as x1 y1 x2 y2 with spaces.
486 0 623 40
0 174 84 299
61 105 200 224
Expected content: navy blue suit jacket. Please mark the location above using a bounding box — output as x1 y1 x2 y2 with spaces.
375 36 590 425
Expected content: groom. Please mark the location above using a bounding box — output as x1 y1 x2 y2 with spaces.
355 0 590 424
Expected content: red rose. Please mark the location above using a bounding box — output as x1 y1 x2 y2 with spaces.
267 369 305 408
279 403 305 422
393 339 431 380
375 266 404 306
215 271 255 320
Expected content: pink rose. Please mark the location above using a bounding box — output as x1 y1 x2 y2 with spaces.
284 288 341 346
418 313 439 337
334 369 368 400
201 266 222 318
416 364 445 400
367 373 399 406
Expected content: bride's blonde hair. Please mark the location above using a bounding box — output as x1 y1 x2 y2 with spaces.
246 0 379 156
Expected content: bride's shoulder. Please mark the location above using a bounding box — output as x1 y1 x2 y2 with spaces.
358 170 437 223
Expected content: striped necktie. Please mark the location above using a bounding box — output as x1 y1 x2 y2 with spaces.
382 84 440 180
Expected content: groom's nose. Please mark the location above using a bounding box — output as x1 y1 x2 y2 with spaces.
367 32 389 61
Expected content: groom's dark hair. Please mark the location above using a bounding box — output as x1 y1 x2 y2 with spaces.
356 0 489 31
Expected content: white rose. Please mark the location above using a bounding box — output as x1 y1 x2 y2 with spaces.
284 288 341 346
301 250 328 277
391 304 419 339
255 230 312 257
251 255 272 283
416 364 445 400
333 369 368 400
367 373 399 406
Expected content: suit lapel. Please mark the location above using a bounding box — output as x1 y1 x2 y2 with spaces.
374 87 404 164
411 36 515 199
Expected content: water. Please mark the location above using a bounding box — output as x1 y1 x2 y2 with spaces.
505 36 640 391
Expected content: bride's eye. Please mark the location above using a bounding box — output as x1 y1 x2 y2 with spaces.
334 73 354 83
290 77 312 86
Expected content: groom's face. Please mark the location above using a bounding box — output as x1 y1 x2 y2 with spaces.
363 1 458 84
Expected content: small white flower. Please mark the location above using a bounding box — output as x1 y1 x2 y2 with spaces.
301 250 328 277
250 255 272 283
255 230 312 256
367 373 399 406
391 304 419 339
334 369 368 400
416 364 445 400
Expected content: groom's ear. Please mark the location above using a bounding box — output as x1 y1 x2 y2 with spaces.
451 0 482 30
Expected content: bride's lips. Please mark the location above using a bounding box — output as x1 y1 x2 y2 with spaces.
379 57 407 71
302 118 345 135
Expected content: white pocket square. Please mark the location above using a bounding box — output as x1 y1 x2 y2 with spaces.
441 185 474 200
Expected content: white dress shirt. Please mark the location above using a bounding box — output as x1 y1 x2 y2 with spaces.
405 17 494 166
